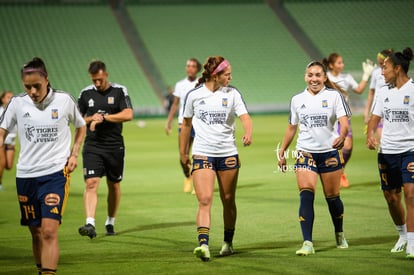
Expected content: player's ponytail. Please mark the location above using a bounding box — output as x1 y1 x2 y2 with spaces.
389 47 413 74
21 57 51 88
196 56 226 87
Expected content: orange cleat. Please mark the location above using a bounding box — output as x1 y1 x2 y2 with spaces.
340 173 350 188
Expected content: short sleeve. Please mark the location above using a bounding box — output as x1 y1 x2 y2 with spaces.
182 92 194 118
369 71 377 90
118 86 133 110
0 97 17 132
372 91 384 118
347 74 359 91
77 91 87 116
288 96 299 125
173 82 181 98
234 90 248 117
68 95 86 128
335 92 351 118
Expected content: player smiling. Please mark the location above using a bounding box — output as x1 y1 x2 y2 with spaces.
278 61 351 256
180 56 252 261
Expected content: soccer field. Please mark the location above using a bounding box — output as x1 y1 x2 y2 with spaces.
0 114 412 274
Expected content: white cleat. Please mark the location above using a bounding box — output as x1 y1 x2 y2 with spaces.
194 244 210 262
219 242 234 256
391 237 407 253
296 241 315 256
336 232 349 249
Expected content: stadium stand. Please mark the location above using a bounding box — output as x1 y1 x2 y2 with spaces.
0 4 161 114
126 2 310 112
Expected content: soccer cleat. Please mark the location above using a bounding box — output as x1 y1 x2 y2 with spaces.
340 173 350 188
0 184 3 191
406 244 414 259
296 241 315 256
105 224 116 236
194 244 210 262
78 223 97 239
219 242 234 256
335 232 349 249
183 177 192 193
391 237 407 253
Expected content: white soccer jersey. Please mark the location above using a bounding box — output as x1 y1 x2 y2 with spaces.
183 84 248 157
0 106 17 145
289 87 351 153
369 67 388 112
372 79 414 154
0 89 85 177
327 71 358 93
173 77 198 124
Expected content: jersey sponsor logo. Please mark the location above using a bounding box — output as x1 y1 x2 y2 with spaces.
299 113 328 128
23 112 31 118
384 107 409 123
224 157 237 168
222 98 228 107
198 109 227 125
108 97 114 104
51 109 58 120
88 98 94 107
407 162 414 173
322 100 328 108
24 124 58 143
87 169 95 175
404 96 410 105
325 157 339 168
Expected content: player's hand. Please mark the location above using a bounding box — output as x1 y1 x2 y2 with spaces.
90 120 98 132
362 59 376 81
242 134 252 146
92 113 104 122
366 136 378 150
180 154 191 178
165 123 172 136
278 157 287 173
66 156 78 173
332 136 345 150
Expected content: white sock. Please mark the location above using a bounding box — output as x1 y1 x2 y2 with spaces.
396 224 407 239
105 216 115 226
86 217 95 227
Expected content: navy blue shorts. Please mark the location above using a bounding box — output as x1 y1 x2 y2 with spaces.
178 124 196 138
294 150 343 174
16 168 70 226
378 152 414 191
192 155 240 173
83 146 125 182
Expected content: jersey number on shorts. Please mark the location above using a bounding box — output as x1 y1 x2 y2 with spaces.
22 205 36 220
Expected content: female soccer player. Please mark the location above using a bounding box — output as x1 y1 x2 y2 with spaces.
278 61 351 256
364 49 393 137
165 58 201 193
180 56 252 261
0 57 86 274
0 91 16 191
367 47 414 258
323 53 375 188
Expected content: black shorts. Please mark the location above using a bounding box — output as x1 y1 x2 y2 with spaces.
83 146 125 182
192 155 240 173
16 168 70 226
294 150 343 174
378 152 414 191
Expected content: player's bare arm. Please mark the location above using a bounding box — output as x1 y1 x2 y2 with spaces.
179 117 192 177
0 128 9 147
239 113 252 146
103 108 133 123
278 124 297 172
67 125 86 173
366 114 381 150
165 96 180 136
332 116 349 149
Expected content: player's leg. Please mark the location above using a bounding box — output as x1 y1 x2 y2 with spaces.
104 148 125 235
401 152 414 257
106 180 121 235
0 145 6 190
215 155 239 256
319 150 347 248
29 226 42 273
340 121 353 188
192 156 215 261
179 125 194 193
379 153 407 252
79 149 104 238
39 218 59 274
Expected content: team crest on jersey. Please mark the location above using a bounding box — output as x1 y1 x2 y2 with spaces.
108 97 114 104
88 98 94 107
51 109 58 120
322 100 328 108
222 98 228 107
404 96 410 105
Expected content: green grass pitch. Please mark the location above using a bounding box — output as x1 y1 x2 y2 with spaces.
0 115 412 274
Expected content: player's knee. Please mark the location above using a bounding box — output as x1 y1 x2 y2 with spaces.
384 191 401 205
221 193 235 206
41 227 58 242
85 179 99 190
198 195 213 207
